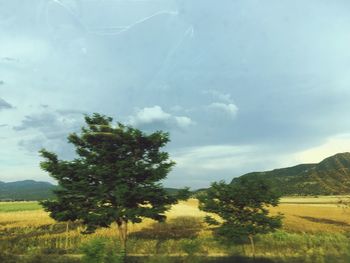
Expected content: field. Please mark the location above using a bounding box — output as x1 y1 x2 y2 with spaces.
1 197 350 263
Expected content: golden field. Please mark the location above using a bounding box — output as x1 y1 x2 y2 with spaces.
2 197 349 234
1 197 350 262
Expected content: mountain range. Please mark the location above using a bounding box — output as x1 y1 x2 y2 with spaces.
232 152 350 195
2 153 350 200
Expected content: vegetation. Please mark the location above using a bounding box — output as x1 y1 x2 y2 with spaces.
1 198 350 262
0 180 55 201
39 113 189 260
233 152 350 195
3 114 350 262
4 152 350 201
0 182 185 201
0 201 42 212
198 178 283 258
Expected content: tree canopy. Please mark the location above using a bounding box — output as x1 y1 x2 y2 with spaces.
198 178 283 257
40 113 188 254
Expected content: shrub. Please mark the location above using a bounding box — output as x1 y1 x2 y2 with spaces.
180 239 202 256
80 237 122 263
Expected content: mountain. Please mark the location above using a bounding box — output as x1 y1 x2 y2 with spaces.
0 180 186 201
231 152 350 195
5 153 349 200
0 180 56 201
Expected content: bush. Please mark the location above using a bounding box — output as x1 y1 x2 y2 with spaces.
80 238 122 263
180 239 202 256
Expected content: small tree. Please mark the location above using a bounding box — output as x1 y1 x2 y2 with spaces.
198 178 283 258
40 113 188 259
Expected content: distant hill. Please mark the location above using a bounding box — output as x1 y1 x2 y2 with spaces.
0 180 56 201
6 153 349 200
0 180 185 201
232 152 350 195
164 188 183 196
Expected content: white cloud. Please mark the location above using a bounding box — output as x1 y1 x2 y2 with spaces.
129 105 171 125
208 102 238 118
174 116 193 129
129 105 194 130
169 143 289 188
173 145 255 172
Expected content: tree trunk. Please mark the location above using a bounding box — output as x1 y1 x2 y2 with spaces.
248 234 255 259
117 220 128 262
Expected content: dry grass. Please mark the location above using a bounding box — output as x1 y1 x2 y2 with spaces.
1 197 350 262
1 197 349 234
280 195 350 204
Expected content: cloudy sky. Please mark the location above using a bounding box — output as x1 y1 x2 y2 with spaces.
1 0 350 188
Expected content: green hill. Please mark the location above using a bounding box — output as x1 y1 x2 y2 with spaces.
0 181 185 201
0 180 56 201
231 152 350 195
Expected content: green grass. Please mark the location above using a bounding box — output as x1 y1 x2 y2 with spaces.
0 202 42 212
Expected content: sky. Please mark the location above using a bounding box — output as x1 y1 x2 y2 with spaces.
1 0 350 189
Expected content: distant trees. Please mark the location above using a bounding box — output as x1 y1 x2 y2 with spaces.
40 113 189 260
198 178 283 258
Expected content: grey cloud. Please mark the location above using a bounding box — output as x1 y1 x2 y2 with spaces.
14 113 58 131
15 109 85 158
0 98 13 110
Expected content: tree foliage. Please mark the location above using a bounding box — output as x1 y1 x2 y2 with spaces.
198 178 283 256
40 113 188 254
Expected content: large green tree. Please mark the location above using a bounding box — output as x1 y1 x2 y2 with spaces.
40 113 188 258
198 178 283 258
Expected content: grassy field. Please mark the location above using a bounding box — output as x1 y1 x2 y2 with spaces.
1 197 350 262
0 202 43 213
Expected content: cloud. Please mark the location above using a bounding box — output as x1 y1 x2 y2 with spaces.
129 106 170 125
169 132 350 188
208 102 238 118
14 109 85 158
173 145 255 172
2 0 350 187
129 105 195 130
0 98 13 110
168 143 298 188
14 113 59 132
174 116 193 129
